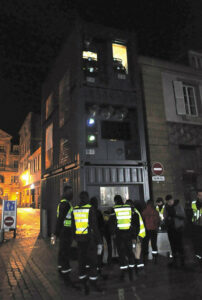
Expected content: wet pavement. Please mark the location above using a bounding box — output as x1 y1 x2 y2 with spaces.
0 208 202 300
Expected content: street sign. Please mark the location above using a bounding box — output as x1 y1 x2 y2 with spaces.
152 175 165 182
4 216 14 227
152 162 164 176
1 200 17 233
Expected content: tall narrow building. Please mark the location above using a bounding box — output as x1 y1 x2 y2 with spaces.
41 19 149 234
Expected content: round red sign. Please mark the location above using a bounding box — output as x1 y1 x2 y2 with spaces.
152 162 164 176
4 216 14 227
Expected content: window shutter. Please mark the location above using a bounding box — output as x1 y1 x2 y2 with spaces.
173 80 186 115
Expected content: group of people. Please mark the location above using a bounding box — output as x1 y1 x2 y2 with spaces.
51 185 202 294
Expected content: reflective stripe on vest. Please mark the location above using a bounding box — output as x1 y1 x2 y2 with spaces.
57 199 73 227
114 205 132 230
134 208 146 238
156 205 164 221
73 204 91 234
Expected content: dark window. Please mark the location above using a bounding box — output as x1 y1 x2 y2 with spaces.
101 121 131 140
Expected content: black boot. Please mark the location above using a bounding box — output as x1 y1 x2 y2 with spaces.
153 254 158 264
80 277 89 295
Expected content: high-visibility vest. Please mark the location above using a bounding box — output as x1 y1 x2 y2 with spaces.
134 208 146 238
73 204 91 235
156 205 165 221
192 201 202 223
57 199 73 227
114 205 132 230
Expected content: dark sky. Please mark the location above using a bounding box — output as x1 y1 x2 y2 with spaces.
0 0 201 141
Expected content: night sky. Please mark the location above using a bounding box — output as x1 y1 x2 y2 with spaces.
0 0 201 142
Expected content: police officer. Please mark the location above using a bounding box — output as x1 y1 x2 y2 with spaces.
191 189 202 261
72 191 103 294
111 195 139 281
51 185 73 275
156 197 165 230
125 199 145 271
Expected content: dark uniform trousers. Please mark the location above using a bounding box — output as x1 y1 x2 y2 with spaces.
192 224 202 257
142 230 158 256
58 228 72 270
78 239 98 279
115 232 135 268
167 228 184 258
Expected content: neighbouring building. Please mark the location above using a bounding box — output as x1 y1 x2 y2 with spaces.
0 129 20 202
41 18 149 234
139 51 202 207
19 112 41 208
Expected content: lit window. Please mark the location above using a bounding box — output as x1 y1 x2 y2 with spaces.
100 186 129 207
0 145 5 152
45 93 53 120
45 123 53 169
112 43 128 75
82 51 98 76
0 158 5 167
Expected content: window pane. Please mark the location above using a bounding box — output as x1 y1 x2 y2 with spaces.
100 186 129 206
82 51 98 75
45 124 53 169
112 43 128 74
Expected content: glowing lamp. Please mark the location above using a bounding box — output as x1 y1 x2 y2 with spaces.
87 135 96 143
87 118 95 126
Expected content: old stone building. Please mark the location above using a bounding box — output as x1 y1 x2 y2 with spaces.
18 112 41 207
139 53 202 207
0 129 20 202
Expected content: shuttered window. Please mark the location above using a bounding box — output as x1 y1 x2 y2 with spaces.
173 81 198 116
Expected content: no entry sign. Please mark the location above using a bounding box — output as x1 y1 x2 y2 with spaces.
152 162 164 176
4 216 14 227
1 200 17 231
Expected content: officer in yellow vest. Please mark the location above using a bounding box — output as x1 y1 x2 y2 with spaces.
72 191 103 294
51 185 73 275
156 197 165 230
126 199 145 271
191 189 202 261
111 195 140 281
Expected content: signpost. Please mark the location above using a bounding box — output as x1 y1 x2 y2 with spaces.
152 162 165 182
0 200 17 241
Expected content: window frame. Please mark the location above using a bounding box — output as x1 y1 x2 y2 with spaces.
182 83 198 117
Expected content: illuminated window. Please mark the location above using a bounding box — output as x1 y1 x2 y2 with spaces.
100 186 129 206
82 51 98 76
45 123 53 169
45 93 53 120
112 43 128 75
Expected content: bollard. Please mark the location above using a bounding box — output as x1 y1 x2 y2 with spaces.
41 209 48 238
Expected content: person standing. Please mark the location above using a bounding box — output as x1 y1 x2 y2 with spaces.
125 199 146 271
90 197 105 273
51 185 73 276
142 200 160 264
72 191 103 294
156 197 165 230
111 195 139 281
191 189 202 262
164 194 186 267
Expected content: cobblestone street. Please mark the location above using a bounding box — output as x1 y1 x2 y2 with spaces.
0 209 202 300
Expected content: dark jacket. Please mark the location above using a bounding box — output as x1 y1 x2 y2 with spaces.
142 205 160 231
163 200 185 230
55 197 72 237
71 201 102 244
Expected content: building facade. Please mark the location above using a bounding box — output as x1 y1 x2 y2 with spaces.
0 129 20 202
139 54 202 207
19 112 41 207
41 19 149 234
